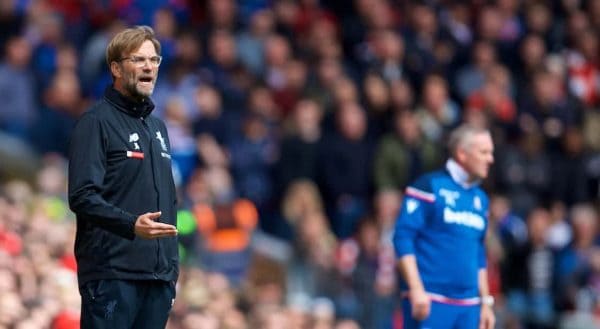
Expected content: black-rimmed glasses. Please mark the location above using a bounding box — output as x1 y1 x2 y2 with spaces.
119 55 162 67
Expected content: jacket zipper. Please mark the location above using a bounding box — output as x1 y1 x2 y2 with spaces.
140 117 161 276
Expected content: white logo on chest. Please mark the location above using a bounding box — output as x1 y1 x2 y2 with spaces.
443 207 485 230
473 196 482 210
439 188 459 207
129 133 140 150
406 199 419 214
156 131 168 151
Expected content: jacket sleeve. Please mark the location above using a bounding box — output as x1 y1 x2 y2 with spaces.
68 112 137 240
478 193 490 269
393 176 435 258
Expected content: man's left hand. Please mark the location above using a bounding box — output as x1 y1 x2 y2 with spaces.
479 304 495 329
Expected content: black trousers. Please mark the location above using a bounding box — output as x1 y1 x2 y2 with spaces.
79 279 175 329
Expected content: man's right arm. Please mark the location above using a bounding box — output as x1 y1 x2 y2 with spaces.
393 179 435 320
398 255 431 320
68 113 138 240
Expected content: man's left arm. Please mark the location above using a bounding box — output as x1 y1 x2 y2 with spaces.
478 268 495 329
158 121 177 205
478 209 495 329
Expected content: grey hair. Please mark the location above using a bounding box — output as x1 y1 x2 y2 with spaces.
447 124 491 157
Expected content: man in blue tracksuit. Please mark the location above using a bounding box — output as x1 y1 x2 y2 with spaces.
393 124 496 329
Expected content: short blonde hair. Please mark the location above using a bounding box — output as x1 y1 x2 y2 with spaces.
106 25 161 68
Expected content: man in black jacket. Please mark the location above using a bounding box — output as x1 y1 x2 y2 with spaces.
68 26 179 329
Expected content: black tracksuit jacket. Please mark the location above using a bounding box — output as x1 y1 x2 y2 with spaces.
68 87 178 287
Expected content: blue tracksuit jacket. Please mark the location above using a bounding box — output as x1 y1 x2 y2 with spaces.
393 161 489 299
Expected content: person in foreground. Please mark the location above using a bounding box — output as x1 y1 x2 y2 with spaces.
68 26 178 329
393 124 496 329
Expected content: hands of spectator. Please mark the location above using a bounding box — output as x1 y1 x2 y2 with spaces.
409 288 431 320
479 304 495 329
134 212 177 239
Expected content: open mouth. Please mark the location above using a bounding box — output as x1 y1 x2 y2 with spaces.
138 76 154 86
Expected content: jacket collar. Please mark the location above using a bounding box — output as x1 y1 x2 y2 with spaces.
445 158 480 189
103 86 155 118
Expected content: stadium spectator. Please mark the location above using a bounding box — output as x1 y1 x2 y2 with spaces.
373 109 442 192
0 36 36 140
318 101 374 238
415 74 461 143
503 207 557 329
31 69 84 156
275 99 324 196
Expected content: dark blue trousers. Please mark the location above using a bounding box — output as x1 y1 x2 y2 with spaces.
79 280 175 329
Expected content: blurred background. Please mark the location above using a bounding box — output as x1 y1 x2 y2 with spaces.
0 0 599 328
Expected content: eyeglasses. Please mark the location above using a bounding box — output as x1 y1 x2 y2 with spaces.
118 55 162 67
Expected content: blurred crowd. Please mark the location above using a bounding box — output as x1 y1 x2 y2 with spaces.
1 0 600 328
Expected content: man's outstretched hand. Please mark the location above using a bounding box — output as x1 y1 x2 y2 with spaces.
134 211 178 239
